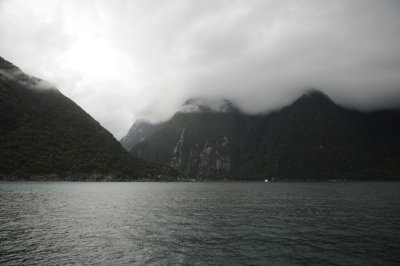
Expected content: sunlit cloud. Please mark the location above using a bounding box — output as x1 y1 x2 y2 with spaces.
1 0 399 138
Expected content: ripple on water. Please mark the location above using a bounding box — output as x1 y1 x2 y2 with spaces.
0 182 400 265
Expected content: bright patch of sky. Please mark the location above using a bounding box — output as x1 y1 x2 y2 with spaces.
1 0 399 138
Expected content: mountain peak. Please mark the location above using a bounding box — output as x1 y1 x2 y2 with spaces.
120 119 165 151
0 56 19 71
0 56 23 79
180 98 239 113
302 89 332 100
293 89 336 107
0 55 55 91
0 57 183 180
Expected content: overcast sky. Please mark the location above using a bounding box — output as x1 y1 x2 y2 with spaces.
1 0 400 138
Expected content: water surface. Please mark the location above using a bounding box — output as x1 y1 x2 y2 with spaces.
0 182 399 265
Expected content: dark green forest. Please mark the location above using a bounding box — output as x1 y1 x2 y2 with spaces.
2 55 399 181
0 57 183 181
129 91 400 180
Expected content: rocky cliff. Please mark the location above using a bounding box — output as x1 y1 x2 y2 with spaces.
126 91 400 180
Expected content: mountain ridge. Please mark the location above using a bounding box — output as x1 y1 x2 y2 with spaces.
0 56 184 181
125 90 400 180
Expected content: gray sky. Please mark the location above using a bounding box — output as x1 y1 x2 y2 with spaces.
1 0 400 138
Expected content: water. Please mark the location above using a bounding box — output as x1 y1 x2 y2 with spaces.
0 182 399 265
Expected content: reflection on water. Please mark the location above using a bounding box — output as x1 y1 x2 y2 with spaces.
0 182 399 265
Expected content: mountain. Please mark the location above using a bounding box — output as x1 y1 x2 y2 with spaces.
0 56 183 181
120 99 237 151
126 90 400 180
120 120 165 151
179 98 239 113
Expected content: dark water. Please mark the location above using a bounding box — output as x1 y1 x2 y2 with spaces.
0 182 399 265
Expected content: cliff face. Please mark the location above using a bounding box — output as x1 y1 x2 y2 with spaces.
126 91 400 180
168 127 232 180
131 111 244 180
125 99 246 180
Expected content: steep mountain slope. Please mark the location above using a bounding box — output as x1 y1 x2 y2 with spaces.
240 91 390 179
127 90 400 180
129 99 261 179
120 120 165 151
0 56 182 181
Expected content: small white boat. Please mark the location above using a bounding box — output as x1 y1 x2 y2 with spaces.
265 178 269 182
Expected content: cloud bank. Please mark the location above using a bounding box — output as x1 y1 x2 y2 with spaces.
0 0 399 138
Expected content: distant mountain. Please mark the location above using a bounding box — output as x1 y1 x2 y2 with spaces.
126 90 400 180
120 99 237 151
120 120 165 151
179 98 239 113
0 56 183 181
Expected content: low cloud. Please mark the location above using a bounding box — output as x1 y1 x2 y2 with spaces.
0 65 56 91
0 0 399 138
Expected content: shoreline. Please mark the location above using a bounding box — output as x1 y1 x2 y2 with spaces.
0 178 398 182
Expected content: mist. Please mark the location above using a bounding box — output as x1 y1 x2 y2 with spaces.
0 60 56 91
0 0 399 138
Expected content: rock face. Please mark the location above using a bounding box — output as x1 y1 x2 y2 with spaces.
0 56 183 181
169 128 233 180
126 90 400 180
129 99 248 180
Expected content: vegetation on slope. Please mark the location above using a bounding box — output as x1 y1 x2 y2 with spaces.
128 91 400 180
0 57 183 181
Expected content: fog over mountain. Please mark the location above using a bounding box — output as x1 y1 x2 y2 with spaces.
0 0 399 138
